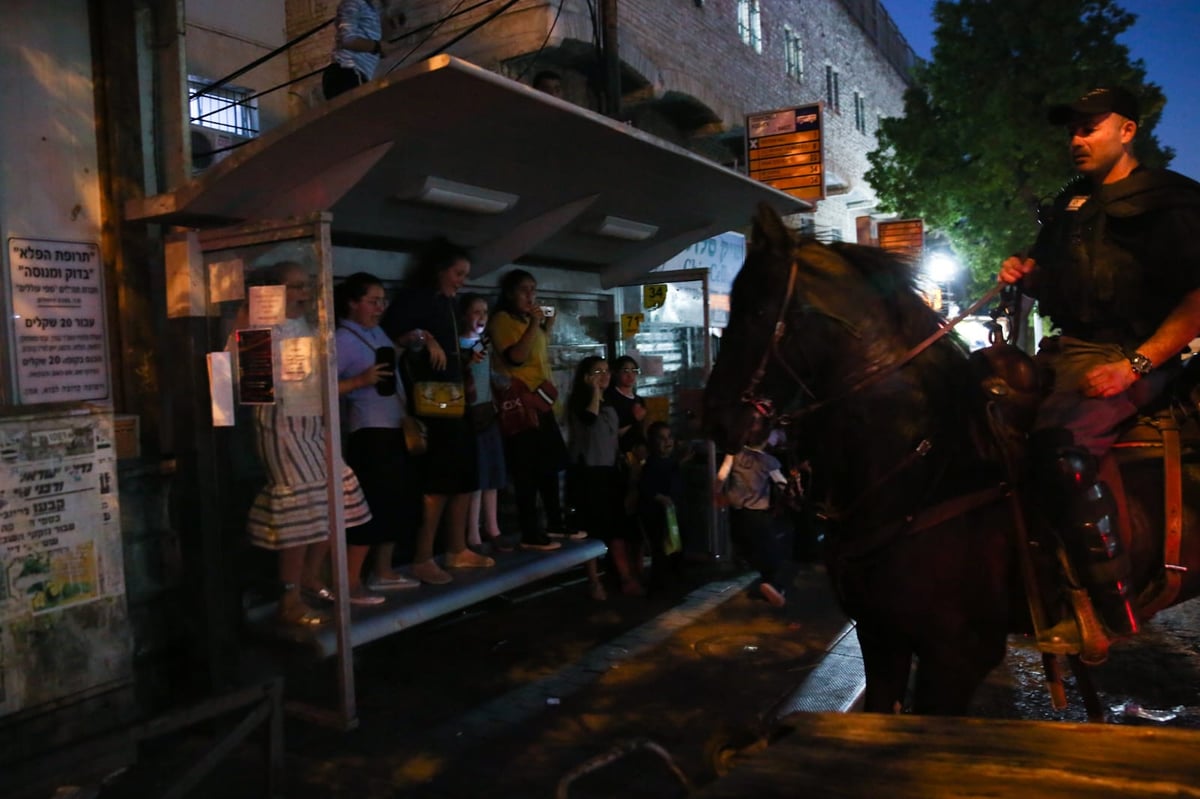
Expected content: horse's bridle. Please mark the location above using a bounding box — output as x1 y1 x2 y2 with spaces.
738 255 811 417
738 249 1006 424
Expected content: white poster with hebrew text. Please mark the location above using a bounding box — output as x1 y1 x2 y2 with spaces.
7 237 110 404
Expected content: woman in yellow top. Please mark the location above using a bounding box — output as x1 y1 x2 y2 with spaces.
488 270 569 551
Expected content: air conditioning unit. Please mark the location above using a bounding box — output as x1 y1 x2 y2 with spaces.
190 125 252 174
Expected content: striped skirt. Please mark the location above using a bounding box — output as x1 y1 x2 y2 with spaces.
246 407 371 550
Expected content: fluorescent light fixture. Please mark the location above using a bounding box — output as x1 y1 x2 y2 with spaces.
595 215 659 241
402 176 518 214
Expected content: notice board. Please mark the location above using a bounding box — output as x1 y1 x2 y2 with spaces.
746 104 825 202
0 410 131 718
6 237 110 404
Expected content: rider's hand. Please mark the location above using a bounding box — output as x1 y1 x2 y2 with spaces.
1081 360 1139 398
999 255 1036 285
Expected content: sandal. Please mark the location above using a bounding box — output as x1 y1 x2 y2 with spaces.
277 606 329 627
301 586 336 605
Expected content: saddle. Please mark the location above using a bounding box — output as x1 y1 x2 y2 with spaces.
972 344 1200 617
1112 405 1198 615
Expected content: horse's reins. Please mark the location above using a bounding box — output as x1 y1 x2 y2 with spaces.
801 280 1005 417
736 249 1009 543
743 252 1006 421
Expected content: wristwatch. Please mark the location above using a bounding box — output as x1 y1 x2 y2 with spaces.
1128 351 1153 377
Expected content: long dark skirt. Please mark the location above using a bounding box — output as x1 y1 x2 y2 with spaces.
345 427 421 548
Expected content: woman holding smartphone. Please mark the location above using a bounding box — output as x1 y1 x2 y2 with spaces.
488 269 568 552
335 271 423 598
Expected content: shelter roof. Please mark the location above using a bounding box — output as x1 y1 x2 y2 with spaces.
127 55 810 287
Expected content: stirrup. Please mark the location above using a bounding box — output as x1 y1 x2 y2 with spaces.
1036 588 1111 665
1035 618 1081 656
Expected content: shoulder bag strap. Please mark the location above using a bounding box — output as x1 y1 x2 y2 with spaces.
341 324 377 353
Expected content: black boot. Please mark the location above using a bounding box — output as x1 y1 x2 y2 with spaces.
1030 429 1138 640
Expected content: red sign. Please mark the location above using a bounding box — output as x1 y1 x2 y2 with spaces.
877 219 924 261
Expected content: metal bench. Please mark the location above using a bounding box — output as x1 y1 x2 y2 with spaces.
254 538 608 658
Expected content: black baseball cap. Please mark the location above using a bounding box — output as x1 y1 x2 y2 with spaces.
1047 86 1140 125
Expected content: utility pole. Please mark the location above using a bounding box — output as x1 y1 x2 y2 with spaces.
601 0 621 119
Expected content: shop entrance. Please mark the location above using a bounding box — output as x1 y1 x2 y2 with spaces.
613 270 728 560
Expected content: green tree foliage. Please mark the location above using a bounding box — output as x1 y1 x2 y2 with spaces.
865 0 1171 292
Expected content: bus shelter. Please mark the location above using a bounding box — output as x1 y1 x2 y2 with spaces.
127 55 809 728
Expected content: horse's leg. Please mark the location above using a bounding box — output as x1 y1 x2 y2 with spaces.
1043 653 1068 710
911 627 1008 716
1066 654 1106 722
855 623 912 713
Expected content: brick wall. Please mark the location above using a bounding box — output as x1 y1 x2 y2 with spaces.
279 0 913 238
611 0 912 239
284 0 339 114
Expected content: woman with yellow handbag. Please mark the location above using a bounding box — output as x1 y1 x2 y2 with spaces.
381 239 494 584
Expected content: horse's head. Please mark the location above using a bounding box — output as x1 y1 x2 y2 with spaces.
703 204 801 451
704 204 960 456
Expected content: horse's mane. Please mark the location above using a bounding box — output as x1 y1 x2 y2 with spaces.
825 241 948 350
816 240 975 454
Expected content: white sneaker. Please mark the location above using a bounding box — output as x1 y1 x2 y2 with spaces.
367 574 421 591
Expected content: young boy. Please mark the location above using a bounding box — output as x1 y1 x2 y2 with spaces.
720 415 798 607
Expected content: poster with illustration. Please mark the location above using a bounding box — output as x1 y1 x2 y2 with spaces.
0 411 129 718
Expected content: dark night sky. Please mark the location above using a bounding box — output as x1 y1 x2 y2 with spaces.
882 0 1200 180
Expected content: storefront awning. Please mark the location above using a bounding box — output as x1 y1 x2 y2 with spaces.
127 55 809 288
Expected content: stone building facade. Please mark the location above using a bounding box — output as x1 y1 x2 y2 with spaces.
279 0 915 242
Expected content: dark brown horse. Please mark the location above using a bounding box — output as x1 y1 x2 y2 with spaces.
704 204 1200 715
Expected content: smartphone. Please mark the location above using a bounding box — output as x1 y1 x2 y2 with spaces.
374 345 397 396
472 332 490 356
539 305 556 318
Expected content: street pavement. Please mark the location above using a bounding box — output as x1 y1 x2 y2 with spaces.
102 559 850 798
84 558 1200 798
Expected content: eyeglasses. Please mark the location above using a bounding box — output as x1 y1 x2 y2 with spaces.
618 367 641 374
590 369 610 376
364 296 389 308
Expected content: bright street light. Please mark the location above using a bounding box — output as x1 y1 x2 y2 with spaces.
924 251 959 284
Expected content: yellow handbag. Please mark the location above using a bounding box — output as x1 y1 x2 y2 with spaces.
406 308 468 418
401 415 428 455
412 380 466 418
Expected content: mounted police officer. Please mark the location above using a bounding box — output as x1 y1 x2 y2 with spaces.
999 86 1200 656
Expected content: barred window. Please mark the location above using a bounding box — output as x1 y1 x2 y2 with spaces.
188 75 260 137
854 92 867 133
738 0 763 53
825 65 840 112
784 27 804 80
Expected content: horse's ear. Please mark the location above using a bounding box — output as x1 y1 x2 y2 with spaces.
750 203 792 259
